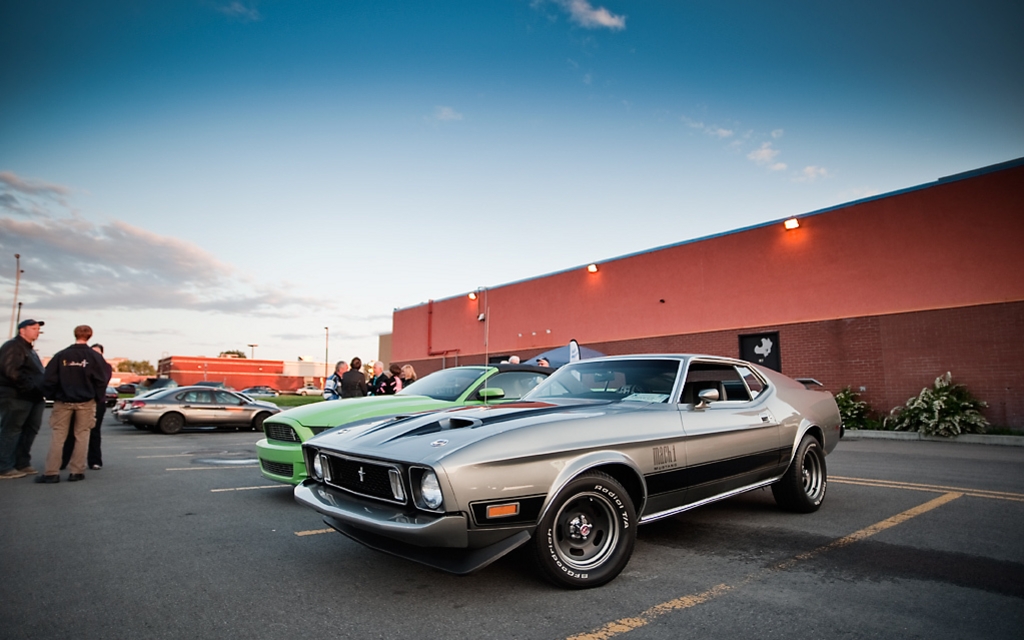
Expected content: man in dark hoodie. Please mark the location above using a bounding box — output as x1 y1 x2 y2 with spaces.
0 319 46 480
37 325 107 483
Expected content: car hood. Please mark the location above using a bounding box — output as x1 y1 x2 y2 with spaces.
308 399 627 464
272 395 459 428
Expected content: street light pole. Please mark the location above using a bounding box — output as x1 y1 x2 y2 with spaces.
324 327 329 389
247 343 258 359
8 254 21 339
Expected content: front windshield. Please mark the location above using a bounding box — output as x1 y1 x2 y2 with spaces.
523 359 680 403
396 367 487 402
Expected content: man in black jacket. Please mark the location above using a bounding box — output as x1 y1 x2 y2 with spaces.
0 319 46 480
37 324 107 483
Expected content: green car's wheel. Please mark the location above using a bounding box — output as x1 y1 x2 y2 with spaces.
534 471 636 589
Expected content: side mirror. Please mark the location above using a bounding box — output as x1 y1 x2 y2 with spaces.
478 387 506 402
695 387 720 409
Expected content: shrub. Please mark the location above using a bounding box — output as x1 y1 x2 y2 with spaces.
834 387 880 430
884 372 989 437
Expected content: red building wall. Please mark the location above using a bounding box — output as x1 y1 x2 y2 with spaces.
391 159 1024 427
158 356 309 391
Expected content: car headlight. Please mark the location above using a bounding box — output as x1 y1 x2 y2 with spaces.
311 452 324 480
420 470 443 510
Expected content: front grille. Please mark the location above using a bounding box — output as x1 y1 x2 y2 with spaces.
260 459 294 477
265 423 300 443
323 454 404 504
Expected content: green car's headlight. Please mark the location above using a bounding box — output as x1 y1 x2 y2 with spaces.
419 470 442 510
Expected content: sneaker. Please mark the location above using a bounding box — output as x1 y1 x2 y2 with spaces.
35 474 60 484
67 473 85 482
89 464 102 470
0 469 27 480
16 466 38 475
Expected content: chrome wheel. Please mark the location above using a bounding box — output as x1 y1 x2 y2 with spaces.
552 492 620 571
534 471 636 588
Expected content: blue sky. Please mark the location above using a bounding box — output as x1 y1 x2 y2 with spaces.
2 0 1022 365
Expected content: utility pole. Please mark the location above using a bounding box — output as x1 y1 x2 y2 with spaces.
323 327 329 388
8 254 22 339
247 343 258 359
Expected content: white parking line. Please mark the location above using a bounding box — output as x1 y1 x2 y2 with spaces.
165 465 259 471
210 485 290 492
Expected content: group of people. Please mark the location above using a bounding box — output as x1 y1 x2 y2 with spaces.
0 320 112 483
323 358 417 401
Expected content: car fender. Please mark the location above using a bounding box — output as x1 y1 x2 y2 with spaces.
781 418 827 467
537 450 647 523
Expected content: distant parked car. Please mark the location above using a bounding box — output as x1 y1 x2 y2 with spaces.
193 381 234 390
241 386 279 397
105 387 119 407
296 384 322 396
137 378 178 395
115 383 137 394
119 386 281 434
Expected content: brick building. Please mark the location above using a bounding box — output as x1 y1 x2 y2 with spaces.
389 158 1024 428
157 356 330 392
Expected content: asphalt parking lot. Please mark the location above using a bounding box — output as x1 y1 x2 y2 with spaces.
2 411 1022 640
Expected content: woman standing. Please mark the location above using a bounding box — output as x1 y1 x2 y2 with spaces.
340 357 368 398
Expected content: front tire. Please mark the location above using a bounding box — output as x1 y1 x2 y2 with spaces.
157 412 185 435
251 412 270 432
534 472 636 589
772 433 827 512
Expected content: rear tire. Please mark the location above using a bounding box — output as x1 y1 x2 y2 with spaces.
157 412 184 435
772 434 827 512
533 472 636 589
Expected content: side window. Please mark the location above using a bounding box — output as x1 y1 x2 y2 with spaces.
735 366 766 400
679 363 749 404
215 391 240 405
179 390 202 403
478 372 547 401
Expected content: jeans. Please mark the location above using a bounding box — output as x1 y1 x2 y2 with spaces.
0 394 45 473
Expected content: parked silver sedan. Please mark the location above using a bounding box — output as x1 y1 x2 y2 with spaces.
120 386 281 434
295 354 842 588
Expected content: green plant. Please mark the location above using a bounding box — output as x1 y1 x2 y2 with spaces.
834 387 880 430
884 372 989 437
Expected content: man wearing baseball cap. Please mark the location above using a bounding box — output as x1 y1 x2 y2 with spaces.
0 319 46 479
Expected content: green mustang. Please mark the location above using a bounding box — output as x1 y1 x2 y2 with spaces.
256 364 551 484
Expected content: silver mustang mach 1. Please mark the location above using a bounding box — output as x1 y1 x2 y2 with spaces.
295 354 841 588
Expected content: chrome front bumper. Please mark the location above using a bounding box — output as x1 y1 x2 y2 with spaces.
294 479 470 548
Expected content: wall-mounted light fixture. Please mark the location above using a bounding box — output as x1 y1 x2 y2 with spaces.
784 217 800 230
586 263 599 273
468 291 478 300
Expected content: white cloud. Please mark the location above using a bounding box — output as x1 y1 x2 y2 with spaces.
218 2 261 22
550 0 626 30
432 106 464 122
582 73 593 85
771 129 784 139
0 171 317 316
796 165 829 182
681 117 734 139
749 142 778 165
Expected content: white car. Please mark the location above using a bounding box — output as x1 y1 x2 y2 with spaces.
296 384 322 396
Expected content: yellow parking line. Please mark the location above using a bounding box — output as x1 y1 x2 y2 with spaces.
165 465 259 471
567 492 962 640
295 528 334 537
210 485 290 493
832 476 1024 502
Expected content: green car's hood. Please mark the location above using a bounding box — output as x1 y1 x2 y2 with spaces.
271 395 459 428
